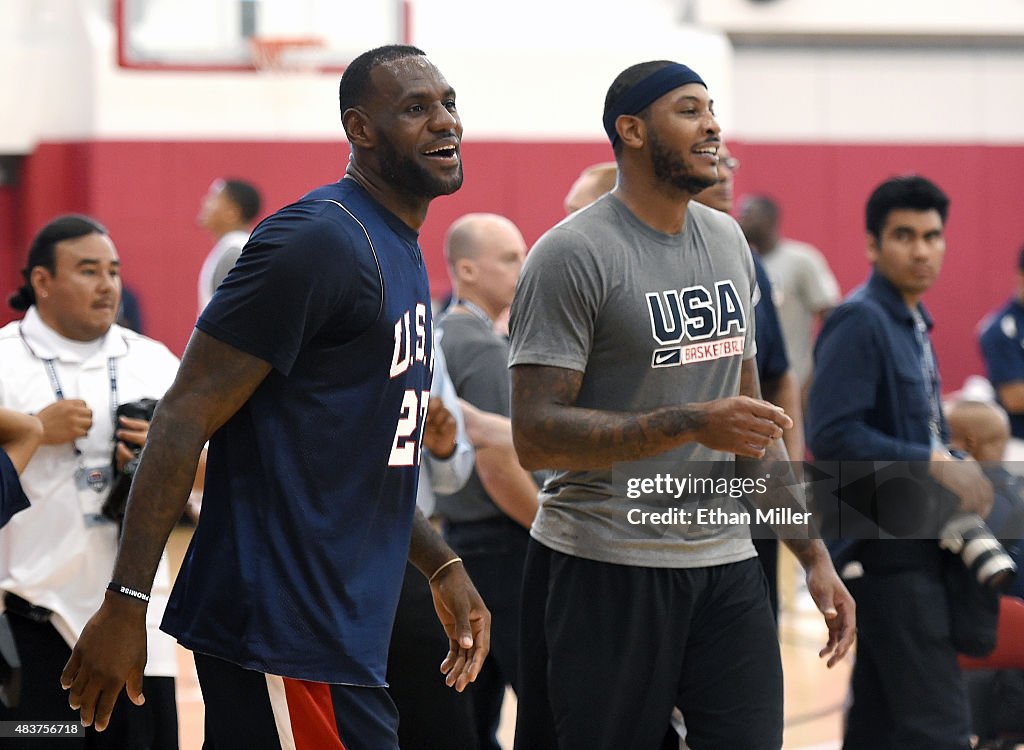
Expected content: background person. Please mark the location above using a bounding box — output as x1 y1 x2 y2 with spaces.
196 177 262 313
437 212 539 750
945 398 1024 597
0 214 180 749
694 143 803 622
563 162 617 214
388 341 480 750
740 194 841 399
807 175 995 749
694 147 804 467
978 243 1024 459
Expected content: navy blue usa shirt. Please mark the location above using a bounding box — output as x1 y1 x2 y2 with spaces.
0 450 30 528
978 298 1024 439
753 254 789 383
163 178 434 685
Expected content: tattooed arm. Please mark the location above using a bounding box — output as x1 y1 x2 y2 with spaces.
510 361 792 472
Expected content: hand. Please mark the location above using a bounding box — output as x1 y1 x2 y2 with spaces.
460 400 513 450
61 594 148 731
37 400 92 445
929 451 994 517
422 396 457 459
184 491 203 525
803 553 857 668
428 561 491 692
693 397 793 458
114 416 150 473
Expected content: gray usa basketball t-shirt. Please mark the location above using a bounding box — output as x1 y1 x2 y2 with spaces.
508 194 759 568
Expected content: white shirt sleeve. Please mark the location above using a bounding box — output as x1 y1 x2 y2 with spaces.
416 335 474 513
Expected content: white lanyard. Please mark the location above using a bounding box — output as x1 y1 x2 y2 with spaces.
19 326 122 521
43 357 120 433
910 309 942 446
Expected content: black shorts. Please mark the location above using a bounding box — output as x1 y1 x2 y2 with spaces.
194 653 399 750
514 540 784 750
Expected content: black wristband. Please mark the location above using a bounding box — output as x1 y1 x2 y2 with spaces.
107 582 150 603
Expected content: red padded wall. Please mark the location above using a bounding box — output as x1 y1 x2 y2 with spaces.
3 138 1022 394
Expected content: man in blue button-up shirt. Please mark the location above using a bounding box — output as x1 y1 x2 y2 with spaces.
808 175 993 750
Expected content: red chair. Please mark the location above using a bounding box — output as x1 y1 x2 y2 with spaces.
960 596 1024 671
959 596 1024 749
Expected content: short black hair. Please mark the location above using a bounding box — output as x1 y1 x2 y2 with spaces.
221 179 262 223
338 44 428 121
1017 242 1024 272
865 175 949 242
8 214 107 311
603 60 674 156
740 195 779 222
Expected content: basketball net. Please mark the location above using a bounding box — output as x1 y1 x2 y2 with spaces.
249 36 324 73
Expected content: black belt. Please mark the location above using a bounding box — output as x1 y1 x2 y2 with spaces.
3 592 53 624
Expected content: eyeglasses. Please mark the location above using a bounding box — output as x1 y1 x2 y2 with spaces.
722 157 740 172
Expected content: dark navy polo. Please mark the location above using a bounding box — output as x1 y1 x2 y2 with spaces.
753 254 789 384
0 449 30 528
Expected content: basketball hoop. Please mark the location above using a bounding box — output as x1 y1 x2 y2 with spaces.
249 35 324 72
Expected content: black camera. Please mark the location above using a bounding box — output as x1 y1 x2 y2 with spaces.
101 398 158 523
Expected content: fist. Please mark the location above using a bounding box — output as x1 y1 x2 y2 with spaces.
423 396 457 459
695 396 792 458
37 399 92 445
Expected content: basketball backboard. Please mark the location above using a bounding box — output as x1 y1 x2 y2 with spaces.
115 0 408 72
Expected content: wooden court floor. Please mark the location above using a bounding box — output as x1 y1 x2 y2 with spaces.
167 527 851 750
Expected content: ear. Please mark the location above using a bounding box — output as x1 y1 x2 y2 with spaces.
224 202 243 225
865 232 879 264
616 115 646 151
342 107 373 149
454 258 476 285
30 266 54 300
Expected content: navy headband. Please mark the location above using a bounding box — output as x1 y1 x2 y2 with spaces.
603 63 706 144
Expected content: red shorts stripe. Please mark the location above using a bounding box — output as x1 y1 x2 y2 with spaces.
282 677 347 750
